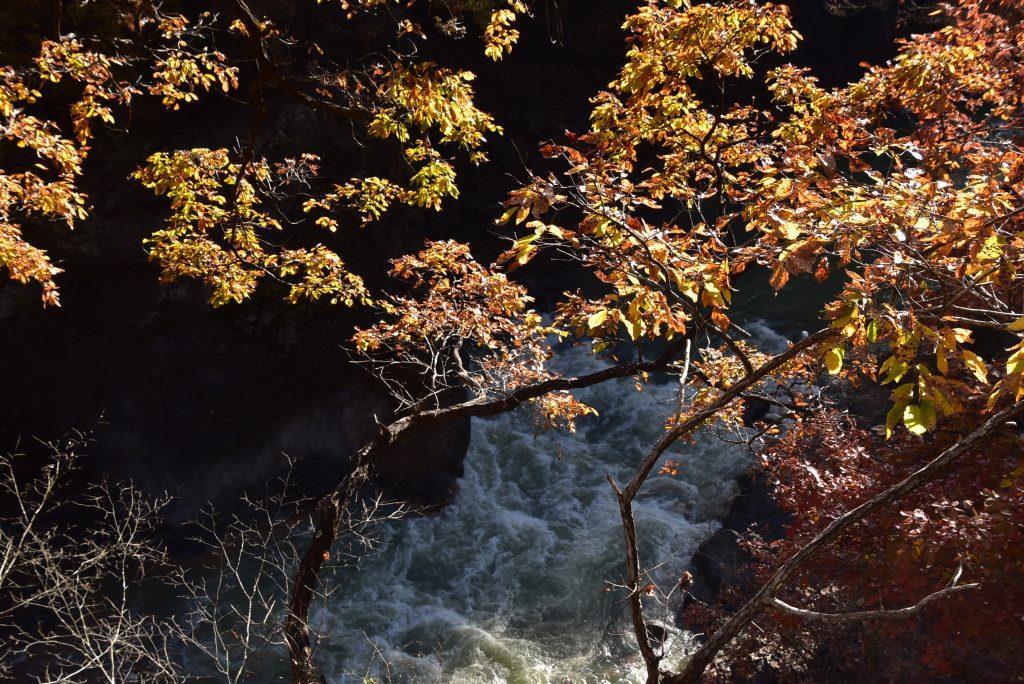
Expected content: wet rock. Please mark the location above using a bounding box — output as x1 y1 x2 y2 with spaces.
686 471 789 608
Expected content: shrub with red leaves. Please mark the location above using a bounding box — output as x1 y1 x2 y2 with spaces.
686 406 1024 681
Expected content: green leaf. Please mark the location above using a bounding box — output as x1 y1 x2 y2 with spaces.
866 319 878 344
880 355 909 384
885 401 906 440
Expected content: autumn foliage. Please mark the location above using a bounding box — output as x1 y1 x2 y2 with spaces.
682 405 1024 679
494 0 1024 679
1 0 518 308
5 0 1024 681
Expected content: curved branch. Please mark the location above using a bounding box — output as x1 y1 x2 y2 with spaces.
769 583 979 623
609 329 836 683
623 329 835 503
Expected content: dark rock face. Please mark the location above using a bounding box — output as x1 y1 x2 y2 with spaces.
687 471 790 607
0 276 472 535
373 417 473 510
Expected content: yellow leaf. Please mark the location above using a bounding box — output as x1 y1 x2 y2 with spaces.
1007 316 1024 332
779 221 801 240
680 282 699 302
774 178 793 198
1007 345 1024 375
903 402 936 436
936 343 949 375
824 346 845 374
962 349 988 383
515 205 530 224
587 309 608 331
951 328 973 343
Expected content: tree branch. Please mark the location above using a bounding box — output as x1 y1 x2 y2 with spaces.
623 329 835 504
769 583 979 623
609 329 835 683
229 0 370 121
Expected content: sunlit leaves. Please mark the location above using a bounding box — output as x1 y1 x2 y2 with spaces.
303 64 502 226
0 39 131 305
0 223 62 306
305 177 405 227
744 1 1024 433
615 1 799 95
496 0 1024 438
149 52 238 109
148 13 238 109
353 240 593 430
353 240 534 353
484 2 528 61
0 11 243 306
135 149 368 307
1 1 513 309
369 64 500 152
497 1 794 355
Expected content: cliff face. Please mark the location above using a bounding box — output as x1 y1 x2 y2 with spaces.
0 0 905 534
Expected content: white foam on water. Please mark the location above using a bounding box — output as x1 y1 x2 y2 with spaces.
315 322 790 683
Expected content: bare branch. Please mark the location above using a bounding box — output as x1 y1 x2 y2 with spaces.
768 583 979 623
0 435 178 683
608 329 835 683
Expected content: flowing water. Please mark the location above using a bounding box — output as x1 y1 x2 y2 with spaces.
312 323 791 683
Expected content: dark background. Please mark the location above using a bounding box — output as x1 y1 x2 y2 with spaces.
0 0 910 532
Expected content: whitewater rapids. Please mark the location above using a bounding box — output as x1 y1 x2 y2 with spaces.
314 323 790 683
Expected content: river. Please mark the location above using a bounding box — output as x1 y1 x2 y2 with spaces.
311 322 792 683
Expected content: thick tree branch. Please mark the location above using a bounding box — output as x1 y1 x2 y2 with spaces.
623 329 835 504
608 475 662 682
610 329 836 683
